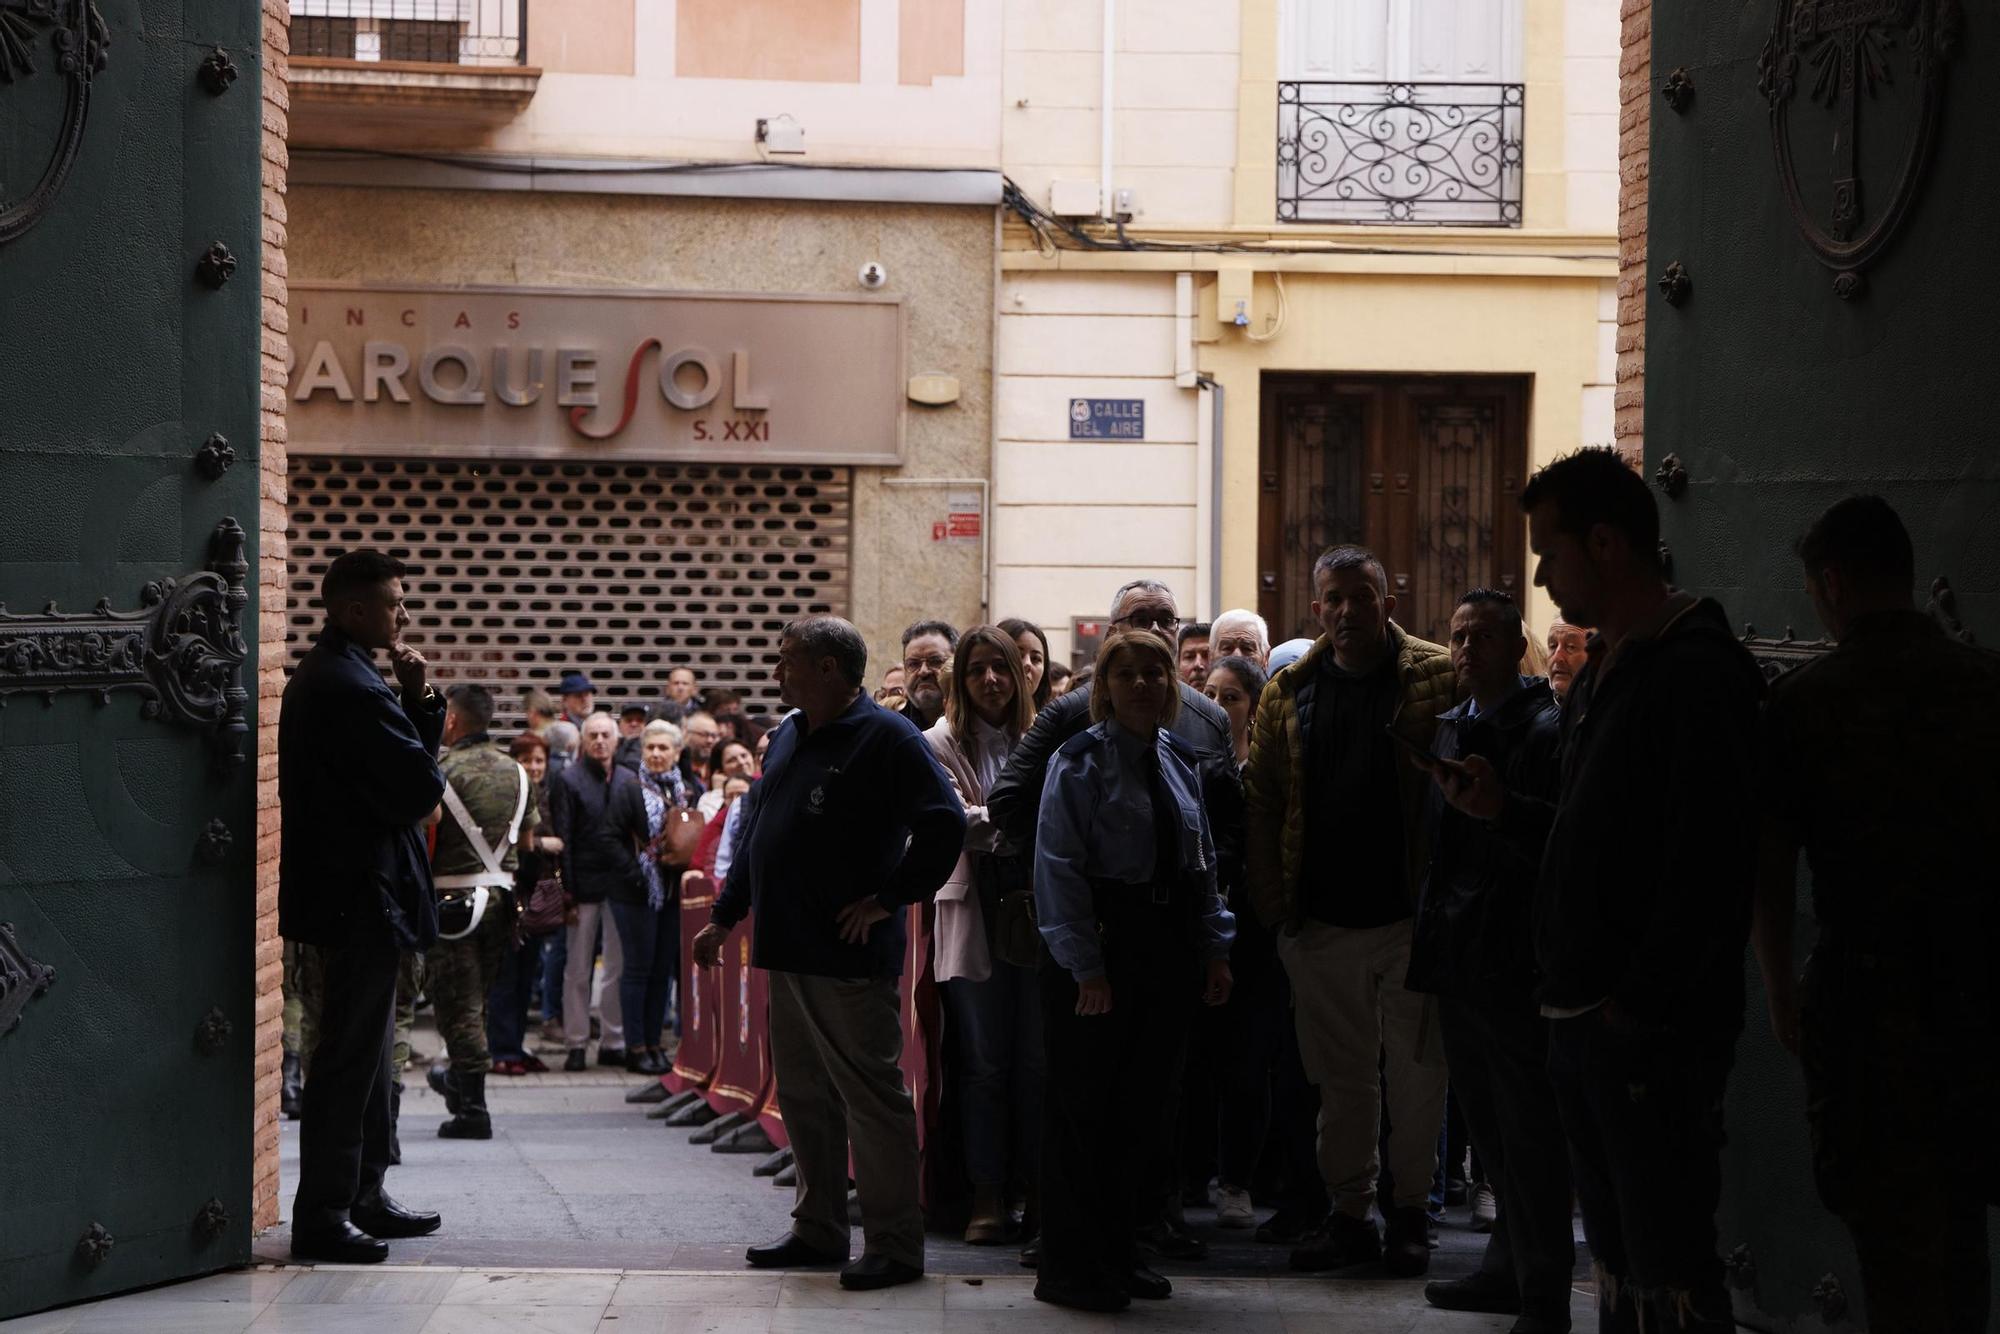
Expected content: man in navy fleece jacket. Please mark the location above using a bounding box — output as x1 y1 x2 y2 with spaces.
694 615 965 1292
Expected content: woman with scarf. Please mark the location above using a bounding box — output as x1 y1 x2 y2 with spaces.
614 719 696 1075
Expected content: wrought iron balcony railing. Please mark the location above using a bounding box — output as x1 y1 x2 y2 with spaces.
290 0 526 66
1278 81 1525 227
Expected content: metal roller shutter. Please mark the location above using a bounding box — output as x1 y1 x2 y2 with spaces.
285 456 852 727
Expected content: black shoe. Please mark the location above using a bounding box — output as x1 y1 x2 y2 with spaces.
1035 1282 1130 1313
1122 1265 1172 1300
426 1064 460 1114
839 1254 924 1291
281 1052 303 1120
629 1049 669 1076
1017 1237 1041 1269
564 1048 587 1072
626 1081 672 1104
1256 1205 1326 1245
1383 1205 1431 1277
1426 1272 1522 1314
596 1046 626 1067
1290 1213 1381 1272
437 1072 492 1140
291 1220 389 1264
351 1194 442 1239
745 1232 847 1269
1136 1219 1207 1261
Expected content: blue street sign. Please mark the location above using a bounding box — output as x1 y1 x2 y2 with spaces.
1068 397 1146 440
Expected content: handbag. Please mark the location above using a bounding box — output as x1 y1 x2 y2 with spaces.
516 863 567 938
648 805 706 869
980 848 1043 971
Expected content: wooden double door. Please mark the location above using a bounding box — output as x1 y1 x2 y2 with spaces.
1257 374 1530 647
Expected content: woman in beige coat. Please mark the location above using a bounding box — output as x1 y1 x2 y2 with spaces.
923 623 1043 1245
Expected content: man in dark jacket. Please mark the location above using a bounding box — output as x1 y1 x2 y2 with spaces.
279 550 447 1264
693 616 964 1292
1409 589 1570 1334
984 578 1238 1262
1754 496 2000 1334
551 712 648 1071
1439 449 1763 1334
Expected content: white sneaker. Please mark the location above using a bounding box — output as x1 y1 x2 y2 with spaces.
1215 1185 1256 1229
1470 1183 1497 1233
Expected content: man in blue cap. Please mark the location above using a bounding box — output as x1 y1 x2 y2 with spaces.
559 672 596 730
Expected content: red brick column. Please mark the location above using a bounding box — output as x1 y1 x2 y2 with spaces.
253 0 290 1234
1616 0 1650 468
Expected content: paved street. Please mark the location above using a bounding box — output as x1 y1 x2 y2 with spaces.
8 1030 1596 1332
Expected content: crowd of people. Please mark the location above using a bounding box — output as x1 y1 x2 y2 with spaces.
278 447 1994 1334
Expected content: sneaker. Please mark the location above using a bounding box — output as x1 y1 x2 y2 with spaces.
1471 1183 1497 1232
1215 1186 1256 1229
1383 1205 1431 1277
563 1048 587 1072
1289 1212 1381 1272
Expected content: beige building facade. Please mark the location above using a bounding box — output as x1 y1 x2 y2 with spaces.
284 0 1005 711
997 0 1620 656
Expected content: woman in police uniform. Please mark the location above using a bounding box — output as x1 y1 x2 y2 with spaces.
1031 630 1236 1313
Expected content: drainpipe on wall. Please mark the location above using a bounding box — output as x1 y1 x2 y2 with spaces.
1100 0 1116 217
1197 374 1224 621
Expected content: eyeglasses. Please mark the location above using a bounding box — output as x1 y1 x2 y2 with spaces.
902 655 949 674
1114 610 1180 632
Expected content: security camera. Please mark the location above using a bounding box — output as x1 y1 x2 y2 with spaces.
859 262 887 290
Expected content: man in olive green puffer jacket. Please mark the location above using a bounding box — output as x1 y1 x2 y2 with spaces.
1243 546 1458 1278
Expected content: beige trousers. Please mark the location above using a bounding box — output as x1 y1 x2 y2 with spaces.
563 900 624 1050
1278 917 1449 1219
768 970 925 1268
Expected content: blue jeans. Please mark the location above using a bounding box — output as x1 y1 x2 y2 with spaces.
945 960 1045 1187
539 924 567 1025
609 898 678 1051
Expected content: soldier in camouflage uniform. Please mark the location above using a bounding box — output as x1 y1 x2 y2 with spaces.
424 684 537 1140
1755 497 1999 1334
282 941 310 1118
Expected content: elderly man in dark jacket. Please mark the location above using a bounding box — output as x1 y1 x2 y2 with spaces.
551 711 648 1071
694 616 965 1293
1408 589 1570 1334
280 550 447 1264
1438 450 1764 1334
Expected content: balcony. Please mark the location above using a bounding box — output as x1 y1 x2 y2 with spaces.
287 1 540 147
1277 82 1525 227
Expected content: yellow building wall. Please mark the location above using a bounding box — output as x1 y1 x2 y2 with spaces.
1199 268 1608 638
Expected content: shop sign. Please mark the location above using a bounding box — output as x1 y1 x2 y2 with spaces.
1068 397 1145 440
933 489 981 545
286 284 906 465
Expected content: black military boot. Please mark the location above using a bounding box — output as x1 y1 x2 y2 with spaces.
281 1052 303 1120
427 1062 461 1114
387 1080 404 1165
437 1072 492 1140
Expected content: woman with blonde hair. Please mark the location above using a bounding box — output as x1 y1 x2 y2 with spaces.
1031 631 1237 1312
923 625 1042 1245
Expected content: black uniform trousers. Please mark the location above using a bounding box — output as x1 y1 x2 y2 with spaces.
1439 996 1576 1321
294 929 402 1228
1803 946 1994 1334
1038 888 1196 1296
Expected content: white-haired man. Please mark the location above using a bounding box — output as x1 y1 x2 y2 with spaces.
1210 610 1272 671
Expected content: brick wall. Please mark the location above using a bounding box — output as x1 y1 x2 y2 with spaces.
1615 0 1649 467
253 0 290 1234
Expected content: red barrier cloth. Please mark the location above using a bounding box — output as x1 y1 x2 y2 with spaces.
711 913 770 1116
901 901 945 1213
667 873 723 1096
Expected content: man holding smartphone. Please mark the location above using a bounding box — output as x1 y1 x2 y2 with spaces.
1243 545 1457 1278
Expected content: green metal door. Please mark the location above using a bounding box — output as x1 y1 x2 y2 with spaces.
0 0 263 1317
1644 2 1998 1328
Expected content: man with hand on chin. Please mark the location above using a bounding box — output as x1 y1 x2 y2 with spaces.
691 616 964 1293
280 550 447 1264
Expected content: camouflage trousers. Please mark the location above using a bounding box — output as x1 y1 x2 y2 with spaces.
284 939 424 1084
425 893 514 1076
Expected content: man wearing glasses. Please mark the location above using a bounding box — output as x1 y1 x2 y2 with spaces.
986 578 1240 1266
898 620 959 730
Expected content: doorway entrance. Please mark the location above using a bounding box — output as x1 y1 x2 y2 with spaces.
1257 373 1532 646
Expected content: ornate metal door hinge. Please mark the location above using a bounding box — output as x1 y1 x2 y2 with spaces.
0 518 250 772
1655 453 1689 498
1741 623 1835 684
195 241 237 289
0 0 111 247
76 1222 113 1268
194 432 235 479
193 1198 230 1243
1658 261 1692 307
1662 67 1694 113
0 922 57 1037
196 818 234 865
